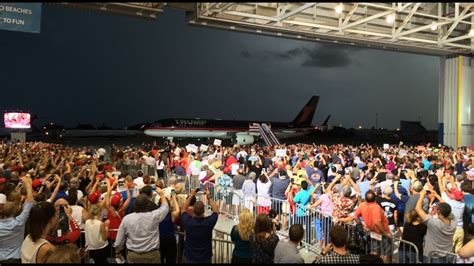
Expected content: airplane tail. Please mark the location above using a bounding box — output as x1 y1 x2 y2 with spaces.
322 115 331 126
291 96 319 127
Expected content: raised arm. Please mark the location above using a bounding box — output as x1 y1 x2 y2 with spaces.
436 169 446 195
182 189 197 214
415 189 429 221
347 175 360 194
119 183 132 214
393 180 402 200
170 194 180 224
48 175 62 203
325 173 341 194
206 189 219 214
102 175 116 210
309 183 321 196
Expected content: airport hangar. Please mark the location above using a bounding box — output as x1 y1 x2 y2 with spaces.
55 2 474 148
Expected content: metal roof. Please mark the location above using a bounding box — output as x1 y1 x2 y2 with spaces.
56 3 474 56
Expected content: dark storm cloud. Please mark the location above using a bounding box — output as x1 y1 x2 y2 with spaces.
240 50 251 58
0 5 440 130
241 43 358 68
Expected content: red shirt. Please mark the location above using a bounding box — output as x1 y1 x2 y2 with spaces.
226 156 237 167
354 202 390 235
107 208 125 240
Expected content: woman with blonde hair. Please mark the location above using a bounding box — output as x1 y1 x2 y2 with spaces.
399 209 427 263
230 208 254 263
84 204 109 264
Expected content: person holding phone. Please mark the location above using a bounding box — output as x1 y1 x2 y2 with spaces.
0 175 34 263
158 189 180 264
181 189 219 264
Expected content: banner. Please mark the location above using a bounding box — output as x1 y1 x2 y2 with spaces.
0 3 42 33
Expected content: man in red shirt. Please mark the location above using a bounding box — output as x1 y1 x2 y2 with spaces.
354 190 392 263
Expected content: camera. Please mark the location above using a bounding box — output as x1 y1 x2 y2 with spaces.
269 209 281 231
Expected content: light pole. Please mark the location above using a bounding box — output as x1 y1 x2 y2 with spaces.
375 113 378 129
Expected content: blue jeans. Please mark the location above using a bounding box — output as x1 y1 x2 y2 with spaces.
399 250 418 263
185 257 211 264
314 216 332 244
423 255 454 264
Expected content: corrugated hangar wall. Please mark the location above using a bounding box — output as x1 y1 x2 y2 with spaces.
441 56 474 148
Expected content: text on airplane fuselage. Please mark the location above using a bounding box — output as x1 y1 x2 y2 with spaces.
174 119 208 126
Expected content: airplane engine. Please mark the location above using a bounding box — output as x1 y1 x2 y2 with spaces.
234 133 254 145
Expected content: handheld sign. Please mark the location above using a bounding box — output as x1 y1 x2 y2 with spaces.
200 144 208 152
231 163 239 175
186 144 198 153
213 139 222 146
383 144 389 150
276 149 287 157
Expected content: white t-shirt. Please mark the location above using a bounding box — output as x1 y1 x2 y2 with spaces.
156 160 165 170
133 177 145 190
441 192 465 228
85 219 108 250
146 156 156 167
71 205 85 229
379 180 393 192
0 193 6 204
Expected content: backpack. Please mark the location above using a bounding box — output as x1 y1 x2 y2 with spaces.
346 223 368 255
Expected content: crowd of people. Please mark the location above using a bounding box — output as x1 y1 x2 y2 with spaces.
0 140 473 264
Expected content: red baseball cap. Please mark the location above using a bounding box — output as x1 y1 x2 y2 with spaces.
96 174 105 180
0 178 6 185
88 191 101 204
32 179 43 190
111 192 122 208
451 188 464 201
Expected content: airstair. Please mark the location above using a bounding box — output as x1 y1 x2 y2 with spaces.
251 123 280 146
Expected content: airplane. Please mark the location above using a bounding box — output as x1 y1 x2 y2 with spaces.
144 96 331 145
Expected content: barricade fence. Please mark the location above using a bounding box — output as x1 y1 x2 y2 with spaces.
190 183 423 264
76 178 424 264
427 250 458 264
77 228 233 264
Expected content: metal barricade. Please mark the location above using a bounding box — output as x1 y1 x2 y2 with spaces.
397 238 421 264
176 228 234 264
174 188 424 264
78 229 126 264
427 250 458 264
212 238 234 263
212 228 234 263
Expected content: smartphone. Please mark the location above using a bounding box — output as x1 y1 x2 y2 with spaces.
171 189 176 196
58 205 69 233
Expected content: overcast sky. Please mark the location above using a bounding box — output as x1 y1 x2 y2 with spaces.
0 5 440 130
